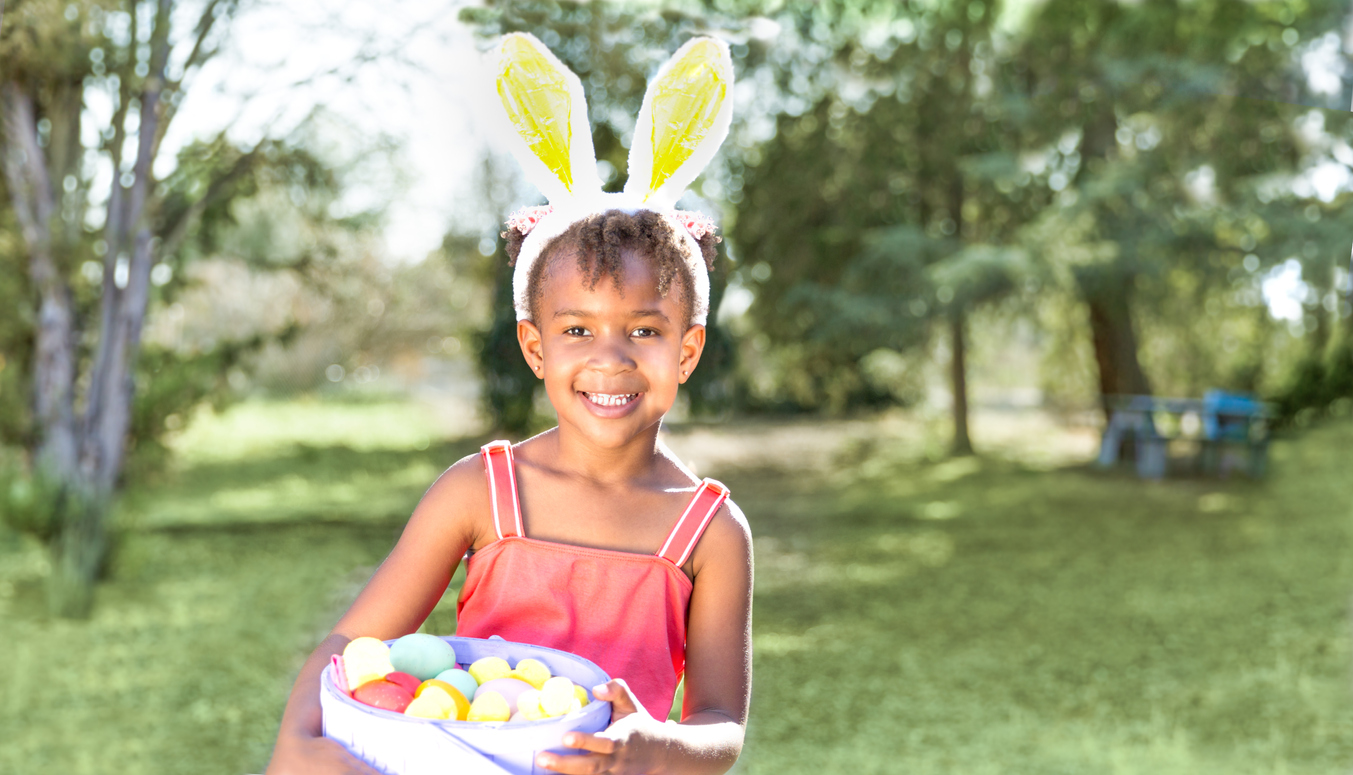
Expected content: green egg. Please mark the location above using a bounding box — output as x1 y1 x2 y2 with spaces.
389 634 457 681
435 668 480 702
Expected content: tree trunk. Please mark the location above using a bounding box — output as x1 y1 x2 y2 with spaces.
949 310 973 456
1080 268 1153 420
0 0 174 617
947 170 973 456
2 81 105 617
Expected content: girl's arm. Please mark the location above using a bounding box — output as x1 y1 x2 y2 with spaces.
541 498 754 775
265 455 489 775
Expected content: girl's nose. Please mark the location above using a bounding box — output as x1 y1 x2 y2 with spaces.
587 332 637 373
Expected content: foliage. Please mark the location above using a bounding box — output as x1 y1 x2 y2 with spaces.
728 0 1353 418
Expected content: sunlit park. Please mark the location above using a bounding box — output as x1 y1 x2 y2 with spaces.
3 0 1353 773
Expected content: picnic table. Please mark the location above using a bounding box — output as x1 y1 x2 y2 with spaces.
1097 391 1272 479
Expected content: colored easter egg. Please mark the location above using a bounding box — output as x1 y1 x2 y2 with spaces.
353 680 413 713
468 656 512 686
434 668 479 702
573 684 590 707
539 677 576 717
509 658 552 689
342 637 394 690
389 634 457 681
467 690 511 722
475 677 534 713
384 671 421 696
515 689 546 721
416 680 471 721
404 689 453 720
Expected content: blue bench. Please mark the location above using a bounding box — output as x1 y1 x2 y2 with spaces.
1097 391 1271 479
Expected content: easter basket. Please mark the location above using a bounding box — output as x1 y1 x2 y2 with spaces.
321 635 612 775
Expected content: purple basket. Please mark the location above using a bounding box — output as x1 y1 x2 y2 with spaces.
321 636 611 775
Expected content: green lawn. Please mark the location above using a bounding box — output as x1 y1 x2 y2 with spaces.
2 400 1351 773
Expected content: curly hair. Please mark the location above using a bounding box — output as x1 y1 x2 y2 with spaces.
504 209 719 328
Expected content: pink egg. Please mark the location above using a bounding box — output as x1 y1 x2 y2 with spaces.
353 680 414 713
385 671 421 696
474 678 535 713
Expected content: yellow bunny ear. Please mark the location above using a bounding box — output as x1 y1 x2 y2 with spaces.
495 32 601 205
624 37 734 208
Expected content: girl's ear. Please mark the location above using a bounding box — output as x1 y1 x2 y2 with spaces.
517 319 546 378
678 324 707 384
494 32 602 205
624 37 735 209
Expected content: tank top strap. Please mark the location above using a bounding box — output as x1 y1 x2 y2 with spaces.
657 478 730 567
480 440 524 540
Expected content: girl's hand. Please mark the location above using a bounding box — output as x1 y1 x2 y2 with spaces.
265 734 382 775
536 679 669 775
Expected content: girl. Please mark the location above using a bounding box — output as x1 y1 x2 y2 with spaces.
266 33 752 775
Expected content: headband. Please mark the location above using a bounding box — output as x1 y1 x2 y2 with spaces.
492 32 734 325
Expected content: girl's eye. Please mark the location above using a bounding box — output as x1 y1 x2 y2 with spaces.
563 326 589 337
632 327 658 337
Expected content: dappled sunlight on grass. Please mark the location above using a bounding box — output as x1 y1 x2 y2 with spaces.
730 420 1353 774
169 397 476 465
119 437 486 530
1 399 1350 773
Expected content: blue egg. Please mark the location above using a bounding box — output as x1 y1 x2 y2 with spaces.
389 634 457 681
434 668 480 702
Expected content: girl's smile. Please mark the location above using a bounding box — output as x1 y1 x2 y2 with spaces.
517 246 705 451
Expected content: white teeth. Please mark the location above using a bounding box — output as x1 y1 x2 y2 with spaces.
584 392 637 407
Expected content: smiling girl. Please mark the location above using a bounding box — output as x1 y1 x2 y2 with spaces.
266 32 752 775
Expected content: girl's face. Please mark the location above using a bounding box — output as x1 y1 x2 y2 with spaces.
517 247 705 449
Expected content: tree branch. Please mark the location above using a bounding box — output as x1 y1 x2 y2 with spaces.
1 81 79 475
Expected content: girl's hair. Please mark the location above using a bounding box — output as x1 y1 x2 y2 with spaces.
505 209 719 328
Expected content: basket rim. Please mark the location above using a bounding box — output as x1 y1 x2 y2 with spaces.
322 634 612 729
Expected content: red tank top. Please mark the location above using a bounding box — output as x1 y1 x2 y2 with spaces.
455 440 729 718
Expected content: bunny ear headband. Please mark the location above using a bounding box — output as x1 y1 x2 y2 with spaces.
493 32 734 325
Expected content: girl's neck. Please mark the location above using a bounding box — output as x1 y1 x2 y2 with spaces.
543 421 665 488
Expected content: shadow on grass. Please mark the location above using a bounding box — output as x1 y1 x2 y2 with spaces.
118 437 489 531
735 422 1353 775
4 420 1352 774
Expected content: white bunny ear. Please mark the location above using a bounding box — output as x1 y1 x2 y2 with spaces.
494 32 602 204
624 37 734 208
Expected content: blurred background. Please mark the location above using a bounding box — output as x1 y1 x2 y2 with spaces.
2 0 1352 772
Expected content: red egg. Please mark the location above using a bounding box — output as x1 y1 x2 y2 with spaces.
353 680 414 712
384 671 421 696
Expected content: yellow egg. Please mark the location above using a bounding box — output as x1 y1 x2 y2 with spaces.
467 690 511 722
516 689 547 721
573 684 590 707
539 677 576 717
468 656 512 686
510 658 552 689
404 691 453 719
342 638 394 691
416 680 470 721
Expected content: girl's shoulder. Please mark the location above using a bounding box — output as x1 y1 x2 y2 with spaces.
416 446 498 548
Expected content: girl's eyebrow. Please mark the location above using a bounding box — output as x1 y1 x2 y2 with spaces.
553 308 670 323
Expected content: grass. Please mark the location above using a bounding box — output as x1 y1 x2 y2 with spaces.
2 399 1351 773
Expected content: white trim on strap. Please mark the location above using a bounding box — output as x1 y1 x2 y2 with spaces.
656 481 708 561
482 440 512 541
503 444 524 537
674 479 728 567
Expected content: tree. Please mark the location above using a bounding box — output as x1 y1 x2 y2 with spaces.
729 1 1041 456
0 0 351 615
1012 0 1350 422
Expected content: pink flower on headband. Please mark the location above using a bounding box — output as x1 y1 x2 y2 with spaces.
506 205 555 234
672 210 717 240
503 204 718 240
